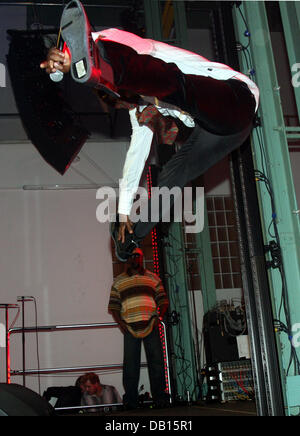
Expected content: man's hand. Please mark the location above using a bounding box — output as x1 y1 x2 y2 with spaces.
111 310 128 335
118 214 134 244
40 47 71 75
118 320 128 335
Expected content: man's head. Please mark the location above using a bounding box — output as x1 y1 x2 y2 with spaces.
128 247 144 272
82 372 102 396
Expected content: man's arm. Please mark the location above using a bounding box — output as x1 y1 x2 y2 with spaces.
110 310 128 334
108 283 127 334
118 107 154 242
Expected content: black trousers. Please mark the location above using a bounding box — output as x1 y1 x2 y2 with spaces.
123 326 168 408
134 114 254 239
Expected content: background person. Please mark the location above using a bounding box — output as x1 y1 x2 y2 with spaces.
108 248 170 410
81 372 122 412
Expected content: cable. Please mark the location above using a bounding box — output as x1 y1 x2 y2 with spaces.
256 167 300 376
163 238 194 401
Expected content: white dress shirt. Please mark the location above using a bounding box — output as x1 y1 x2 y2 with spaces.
92 29 259 216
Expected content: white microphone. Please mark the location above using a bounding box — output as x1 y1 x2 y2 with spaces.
50 70 64 82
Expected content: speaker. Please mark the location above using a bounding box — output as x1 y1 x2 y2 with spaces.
203 312 239 363
0 384 54 416
6 30 90 175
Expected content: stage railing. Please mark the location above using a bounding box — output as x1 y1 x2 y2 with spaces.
7 320 171 410
8 321 124 380
0 304 20 383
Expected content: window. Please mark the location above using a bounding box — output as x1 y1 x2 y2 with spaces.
207 196 242 289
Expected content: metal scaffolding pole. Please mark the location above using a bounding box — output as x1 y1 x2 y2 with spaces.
233 1 300 416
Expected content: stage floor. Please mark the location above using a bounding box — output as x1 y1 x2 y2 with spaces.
71 400 257 417
113 401 256 417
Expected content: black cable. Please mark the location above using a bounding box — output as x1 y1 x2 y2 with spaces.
256 170 299 375
236 4 250 49
164 240 194 401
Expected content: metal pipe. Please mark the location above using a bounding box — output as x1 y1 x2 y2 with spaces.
5 307 9 384
8 321 118 382
10 321 118 335
9 319 169 405
21 298 26 387
0 2 131 7
55 402 124 412
11 362 148 376
54 401 152 412
0 304 19 384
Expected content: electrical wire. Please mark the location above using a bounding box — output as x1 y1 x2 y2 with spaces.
254 167 300 375
164 235 194 401
17 297 42 394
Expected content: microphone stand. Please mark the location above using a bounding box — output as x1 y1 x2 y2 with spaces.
21 297 25 386
0 304 19 384
17 297 34 387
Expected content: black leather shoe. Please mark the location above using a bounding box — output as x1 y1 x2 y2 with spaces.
110 220 140 263
60 0 119 98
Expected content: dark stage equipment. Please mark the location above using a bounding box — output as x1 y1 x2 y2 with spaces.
6 29 90 175
0 384 53 416
203 311 240 364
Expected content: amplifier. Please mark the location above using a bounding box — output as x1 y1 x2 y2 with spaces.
205 359 254 402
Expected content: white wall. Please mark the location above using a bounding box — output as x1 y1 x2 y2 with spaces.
0 139 154 398
0 188 117 390
0 2 155 400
